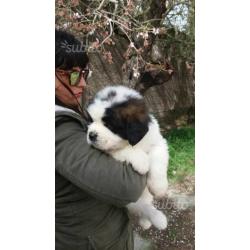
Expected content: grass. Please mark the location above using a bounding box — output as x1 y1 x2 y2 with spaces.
165 127 195 182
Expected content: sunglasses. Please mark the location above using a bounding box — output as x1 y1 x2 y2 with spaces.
56 68 90 86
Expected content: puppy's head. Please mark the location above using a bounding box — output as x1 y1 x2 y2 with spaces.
87 89 150 151
102 98 150 146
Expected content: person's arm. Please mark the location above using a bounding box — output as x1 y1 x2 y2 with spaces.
55 113 147 207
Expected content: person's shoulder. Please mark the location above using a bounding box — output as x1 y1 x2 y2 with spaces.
55 105 86 130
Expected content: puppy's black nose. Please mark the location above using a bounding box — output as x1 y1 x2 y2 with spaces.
89 131 97 142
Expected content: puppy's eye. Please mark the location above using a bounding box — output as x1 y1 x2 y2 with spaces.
102 117 112 129
86 120 92 126
105 123 113 130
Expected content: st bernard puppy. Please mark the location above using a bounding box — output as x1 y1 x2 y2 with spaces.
87 85 169 230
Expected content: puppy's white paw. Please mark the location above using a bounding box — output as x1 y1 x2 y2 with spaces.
151 211 168 230
148 178 168 198
139 218 152 230
128 150 149 175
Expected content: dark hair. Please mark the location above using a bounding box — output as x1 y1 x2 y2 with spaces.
55 29 89 69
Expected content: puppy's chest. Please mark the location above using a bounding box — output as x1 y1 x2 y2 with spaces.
133 141 153 154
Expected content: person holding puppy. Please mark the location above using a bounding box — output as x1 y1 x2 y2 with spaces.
55 29 146 250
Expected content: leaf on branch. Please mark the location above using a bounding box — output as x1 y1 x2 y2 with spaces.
71 0 79 7
103 51 113 64
73 12 81 19
104 37 114 45
126 0 135 12
57 10 65 17
56 0 64 7
72 22 83 31
90 39 100 50
123 47 132 60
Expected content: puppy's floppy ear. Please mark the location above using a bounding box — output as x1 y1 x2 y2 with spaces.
120 98 150 145
126 121 148 146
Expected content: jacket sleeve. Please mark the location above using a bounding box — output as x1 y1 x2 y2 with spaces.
55 113 147 207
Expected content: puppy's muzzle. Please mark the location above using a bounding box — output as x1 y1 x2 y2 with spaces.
88 131 98 142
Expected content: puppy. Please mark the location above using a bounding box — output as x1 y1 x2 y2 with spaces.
87 85 169 230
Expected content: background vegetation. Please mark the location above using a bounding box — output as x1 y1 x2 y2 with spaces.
166 127 195 181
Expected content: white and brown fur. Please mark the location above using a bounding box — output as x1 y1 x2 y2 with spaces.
87 85 169 230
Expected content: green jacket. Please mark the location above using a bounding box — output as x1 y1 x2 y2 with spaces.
55 107 146 250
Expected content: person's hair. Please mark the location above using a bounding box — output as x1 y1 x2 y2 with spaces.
55 29 89 70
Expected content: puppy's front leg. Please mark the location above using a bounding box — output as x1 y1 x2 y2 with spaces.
111 146 149 175
147 140 169 198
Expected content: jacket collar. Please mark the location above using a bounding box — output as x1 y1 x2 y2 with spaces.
55 104 77 114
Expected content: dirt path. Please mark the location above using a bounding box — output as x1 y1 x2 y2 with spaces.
133 175 195 250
